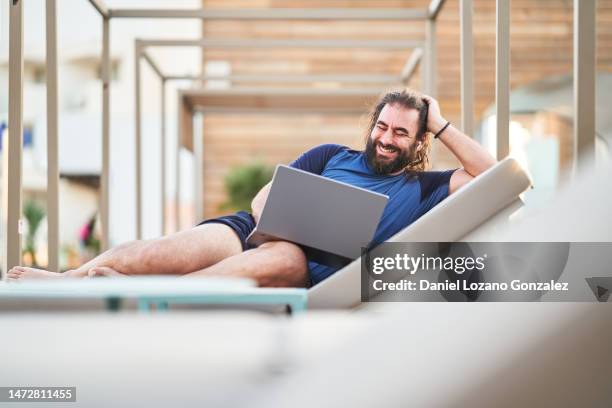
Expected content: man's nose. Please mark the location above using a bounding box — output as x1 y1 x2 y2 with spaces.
379 129 394 145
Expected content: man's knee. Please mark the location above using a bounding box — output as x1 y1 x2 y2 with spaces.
111 239 149 271
256 241 308 287
105 238 163 273
138 237 179 271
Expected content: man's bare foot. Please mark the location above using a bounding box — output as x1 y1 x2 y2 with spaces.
7 266 66 281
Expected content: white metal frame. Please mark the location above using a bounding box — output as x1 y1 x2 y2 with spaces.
4 0 24 275
495 0 510 160
574 0 597 170
109 8 429 20
5 0 596 276
460 0 474 136
0 0 440 272
135 45 193 236
135 38 423 49
101 10 111 252
45 0 60 272
134 34 426 235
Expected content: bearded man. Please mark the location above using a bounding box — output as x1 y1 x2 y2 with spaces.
8 90 495 287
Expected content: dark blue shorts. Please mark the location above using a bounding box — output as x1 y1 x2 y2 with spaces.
197 211 315 287
197 211 257 251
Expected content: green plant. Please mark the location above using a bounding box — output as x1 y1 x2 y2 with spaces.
23 199 45 267
221 162 274 212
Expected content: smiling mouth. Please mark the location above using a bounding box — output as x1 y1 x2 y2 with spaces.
377 143 398 157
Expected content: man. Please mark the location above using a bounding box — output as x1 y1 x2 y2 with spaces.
7 90 495 287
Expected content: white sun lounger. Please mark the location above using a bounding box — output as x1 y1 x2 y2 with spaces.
308 157 533 309
0 158 530 314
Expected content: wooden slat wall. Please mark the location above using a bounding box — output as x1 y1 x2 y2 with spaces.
200 114 366 215
198 0 612 218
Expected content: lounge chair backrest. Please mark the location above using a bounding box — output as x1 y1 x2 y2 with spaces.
308 157 533 309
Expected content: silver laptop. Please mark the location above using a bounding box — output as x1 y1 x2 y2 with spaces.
246 165 388 267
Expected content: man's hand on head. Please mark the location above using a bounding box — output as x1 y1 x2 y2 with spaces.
422 95 447 135
420 94 496 191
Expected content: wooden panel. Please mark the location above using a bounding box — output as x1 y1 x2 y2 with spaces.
196 0 612 217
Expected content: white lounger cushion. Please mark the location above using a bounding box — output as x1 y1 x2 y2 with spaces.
308 157 533 309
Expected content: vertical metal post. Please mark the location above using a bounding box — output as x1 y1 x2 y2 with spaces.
5 0 24 273
200 15 206 84
425 17 437 166
195 15 206 221
496 0 510 159
424 18 437 97
193 113 204 223
46 0 59 271
1 125 7 276
161 78 167 235
460 0 474 136
175 95 182 232
134 42 143 239
574 0 596 171
100 15 111 251
420 59 426 91
174 100 195 232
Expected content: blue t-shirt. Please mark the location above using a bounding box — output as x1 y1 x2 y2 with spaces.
290 144 456 285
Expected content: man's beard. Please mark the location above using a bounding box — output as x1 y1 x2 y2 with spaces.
365 138 417 175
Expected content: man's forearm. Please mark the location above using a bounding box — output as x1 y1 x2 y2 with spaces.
251 182 271 223
433 121 496 177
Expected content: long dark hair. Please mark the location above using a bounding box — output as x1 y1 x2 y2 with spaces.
365 89 432 172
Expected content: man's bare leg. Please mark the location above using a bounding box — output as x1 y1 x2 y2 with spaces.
184 241 309 288
7 223 243 281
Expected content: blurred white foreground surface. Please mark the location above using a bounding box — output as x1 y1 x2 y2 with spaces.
2 303 611 407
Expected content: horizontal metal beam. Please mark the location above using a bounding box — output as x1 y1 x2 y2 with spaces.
184 73 401 83
428 0 447 20
164 75 201 81
400 47 424 84
110 8 428 21
144 57 400 84
136 38 422 49
194 107 367 114
183 87 385 97
87 0 109 18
